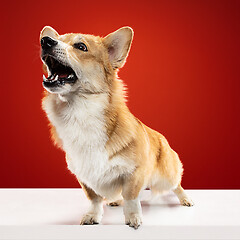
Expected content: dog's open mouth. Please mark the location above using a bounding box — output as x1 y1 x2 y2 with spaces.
42 55 77 88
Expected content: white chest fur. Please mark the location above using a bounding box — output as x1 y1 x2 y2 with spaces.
43 93 135 199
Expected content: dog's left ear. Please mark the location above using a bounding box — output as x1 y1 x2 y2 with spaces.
103 27 133 69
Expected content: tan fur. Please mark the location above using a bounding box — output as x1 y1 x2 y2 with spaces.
79 180 102 201
40 26 193 229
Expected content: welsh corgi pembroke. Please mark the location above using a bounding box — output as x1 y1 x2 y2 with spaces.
40 26 194 229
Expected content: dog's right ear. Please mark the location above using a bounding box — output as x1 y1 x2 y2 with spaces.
40 26 59 39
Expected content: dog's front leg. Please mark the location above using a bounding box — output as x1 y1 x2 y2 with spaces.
79 181 104 225
122 171 144 229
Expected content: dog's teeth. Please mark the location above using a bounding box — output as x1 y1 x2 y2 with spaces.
52 75 57 80
68 74 74 79
43 75 47 81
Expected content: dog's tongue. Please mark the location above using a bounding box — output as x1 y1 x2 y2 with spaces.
46 73 75 82
58 74 69 79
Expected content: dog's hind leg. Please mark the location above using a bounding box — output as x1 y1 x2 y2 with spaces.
173 184 194 207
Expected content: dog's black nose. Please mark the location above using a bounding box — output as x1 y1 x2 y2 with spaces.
41 36 58 49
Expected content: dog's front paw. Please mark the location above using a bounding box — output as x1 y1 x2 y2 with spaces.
180 198 194 207
80 213 101 225
125 213 142 229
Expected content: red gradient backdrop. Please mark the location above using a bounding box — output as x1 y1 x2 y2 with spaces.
0 0 239 188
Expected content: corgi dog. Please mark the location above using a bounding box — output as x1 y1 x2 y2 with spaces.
40 26 194 229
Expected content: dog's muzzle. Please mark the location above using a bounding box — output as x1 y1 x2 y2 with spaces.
41 37 77 89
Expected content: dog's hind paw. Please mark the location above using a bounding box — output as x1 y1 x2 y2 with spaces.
107 199 123 207
180 198 194 207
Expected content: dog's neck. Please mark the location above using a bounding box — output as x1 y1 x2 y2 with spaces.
55 77 127 108
58 90 108 103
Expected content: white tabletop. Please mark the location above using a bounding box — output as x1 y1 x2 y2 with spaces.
0 189 239 239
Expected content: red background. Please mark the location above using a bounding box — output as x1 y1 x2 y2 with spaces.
1 0 239 188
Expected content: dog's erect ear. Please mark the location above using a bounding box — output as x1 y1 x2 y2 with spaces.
40 26 59 39
103 27 133 69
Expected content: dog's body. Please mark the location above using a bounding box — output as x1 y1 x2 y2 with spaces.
40 26 193 229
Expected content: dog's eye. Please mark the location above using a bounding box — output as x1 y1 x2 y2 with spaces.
73 42 88 52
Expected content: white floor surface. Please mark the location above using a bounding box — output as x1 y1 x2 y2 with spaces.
0 189 239 239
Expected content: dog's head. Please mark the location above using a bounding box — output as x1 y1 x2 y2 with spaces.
40 26 133 95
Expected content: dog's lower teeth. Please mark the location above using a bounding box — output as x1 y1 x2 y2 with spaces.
46 75 55 80
68 74 74 79
43 72 75 86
